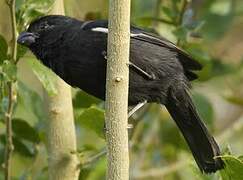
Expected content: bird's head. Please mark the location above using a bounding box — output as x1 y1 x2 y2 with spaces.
17 15 75 48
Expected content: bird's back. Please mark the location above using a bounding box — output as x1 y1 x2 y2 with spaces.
30 18 199 105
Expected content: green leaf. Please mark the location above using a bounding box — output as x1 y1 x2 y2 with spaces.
16 0 25 11
173 26 188 42
2 60 17 81
77 107 105 138
238 156 243 161
189 162 218 180
202 13 233 40
0 148 4 165
134 17 153 28
0 34 8 64
27 57 57 96
26 9 45 18
12 118 40 143
17 81 46 122
1 97 9 114
17 44 28 60
223 95 243 106
162 6 178 20
85 157 106 180
73 91 102 109
185 44 211 63
13 137 35 157
185 45 213 81
211 60 238 77
220 155 243 180
79 144 98 153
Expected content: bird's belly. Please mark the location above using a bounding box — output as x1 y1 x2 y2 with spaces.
83 76 166 106
61 64 167 105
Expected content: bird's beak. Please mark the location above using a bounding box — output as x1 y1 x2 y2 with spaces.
17 32 39 46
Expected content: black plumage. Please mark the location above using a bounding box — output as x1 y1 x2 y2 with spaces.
18 15 224 173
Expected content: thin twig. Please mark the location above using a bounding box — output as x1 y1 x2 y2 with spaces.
4 0 17 180
80 149 107 168
4 84 15 180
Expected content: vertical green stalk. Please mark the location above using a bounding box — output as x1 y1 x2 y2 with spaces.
4 0 17 180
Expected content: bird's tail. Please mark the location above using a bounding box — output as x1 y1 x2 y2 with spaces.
165 84 224 173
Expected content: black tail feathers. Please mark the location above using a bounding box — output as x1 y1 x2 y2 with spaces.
165 85 224 173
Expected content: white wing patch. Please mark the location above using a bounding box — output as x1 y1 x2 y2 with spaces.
91 27 177 48
91 27 109 33
91 27 145 37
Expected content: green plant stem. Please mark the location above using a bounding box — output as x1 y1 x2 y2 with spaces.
4 0 17 180
4 83 14 180
81 149 107 168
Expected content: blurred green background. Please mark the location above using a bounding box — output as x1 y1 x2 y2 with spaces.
1 0 243 179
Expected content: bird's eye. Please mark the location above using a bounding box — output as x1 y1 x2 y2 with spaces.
40 25 47 30
39 22 50 30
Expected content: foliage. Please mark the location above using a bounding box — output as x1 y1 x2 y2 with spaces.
0 0 243 179
220 155 243 180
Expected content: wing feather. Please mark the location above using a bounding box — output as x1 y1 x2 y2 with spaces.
81 20 202 80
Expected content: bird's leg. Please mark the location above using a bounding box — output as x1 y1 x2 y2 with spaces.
128 62 156 80
102 51 148 128
102 51 155 80
103 101 147 132
128 100 147 118
127 100 147 129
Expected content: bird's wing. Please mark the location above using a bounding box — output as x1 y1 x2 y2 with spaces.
129 30 202 71
81 20 202 79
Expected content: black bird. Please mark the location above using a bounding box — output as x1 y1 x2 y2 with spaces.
18 15 224 173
